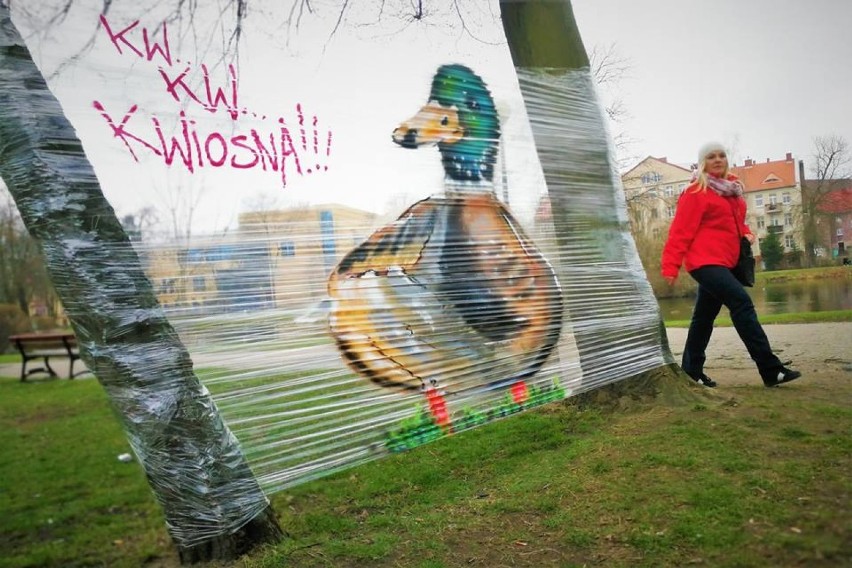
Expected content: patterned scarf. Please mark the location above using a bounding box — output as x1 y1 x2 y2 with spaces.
697 173 744 197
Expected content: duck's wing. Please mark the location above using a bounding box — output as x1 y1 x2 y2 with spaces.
435 194 564 384
328 198 492 393
328 195 563 394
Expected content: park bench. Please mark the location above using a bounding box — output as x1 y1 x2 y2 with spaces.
9 332 87 382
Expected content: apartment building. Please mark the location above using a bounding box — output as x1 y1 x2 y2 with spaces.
731 153 801 255
238 203 379 309
621 156 693 238
143 203 378 312
809 185 852 259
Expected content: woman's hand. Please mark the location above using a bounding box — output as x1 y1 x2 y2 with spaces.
744 233 756 244
664 275 677 286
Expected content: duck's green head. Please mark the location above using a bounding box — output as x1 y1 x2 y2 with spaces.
392 64 500 182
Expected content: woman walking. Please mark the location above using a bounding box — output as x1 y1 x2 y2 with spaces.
662 142 801 388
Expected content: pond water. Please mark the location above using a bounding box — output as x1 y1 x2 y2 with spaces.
657 277 852 321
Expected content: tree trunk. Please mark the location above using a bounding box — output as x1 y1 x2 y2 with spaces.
0 6 282 561
500 0 689 397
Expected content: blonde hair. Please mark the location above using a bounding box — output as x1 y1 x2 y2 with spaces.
692 151 730 192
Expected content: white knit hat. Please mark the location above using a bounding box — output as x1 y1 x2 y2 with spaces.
697 141 726 164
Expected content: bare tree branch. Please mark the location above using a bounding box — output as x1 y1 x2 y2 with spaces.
812 134 850 181
328 0 351 41
800 134 851 265
588 43 635 170
589 43 630 87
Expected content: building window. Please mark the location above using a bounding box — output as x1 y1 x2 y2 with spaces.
755 195 764 207
641 172 662 185
666 206 674 218
279 241 295 257
208 245 234 262
320 210 336 258
650 208 659 219
838 228 845 237
769 194 777 205
664 185 673 197
784 214 792 227
756 217 765 229
193 276 205 291
782 192 791 204
785 235 795 248
678 183 687 194
771 217 782 227
652 228 661 238
160 278 176 294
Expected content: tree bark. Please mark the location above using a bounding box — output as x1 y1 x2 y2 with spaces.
0 6 281 561
500 0 689 398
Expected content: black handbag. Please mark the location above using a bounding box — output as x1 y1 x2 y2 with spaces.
730 202 755 287
732 236 755 287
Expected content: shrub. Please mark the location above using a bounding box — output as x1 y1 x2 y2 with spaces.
760 232 785 271
0 304 31 354
30 316 59 332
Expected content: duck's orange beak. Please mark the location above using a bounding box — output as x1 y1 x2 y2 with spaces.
392 101 463 148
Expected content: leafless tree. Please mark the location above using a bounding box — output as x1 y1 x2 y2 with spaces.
0 184 57 316
0 4 282 563
589 42 637 171
801 135 850 266
120 206 159 242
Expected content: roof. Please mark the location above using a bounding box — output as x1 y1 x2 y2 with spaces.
731 156 796 193
815 187 852 214
622 156 692 179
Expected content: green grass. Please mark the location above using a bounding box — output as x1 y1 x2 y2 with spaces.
1 370 849 567
0 353 21 364
0 378 167 568
665 309 852 328
755 265 851 283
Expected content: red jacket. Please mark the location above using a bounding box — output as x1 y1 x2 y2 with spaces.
661 175 751 278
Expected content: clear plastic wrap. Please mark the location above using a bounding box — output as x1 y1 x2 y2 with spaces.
3 0 670 548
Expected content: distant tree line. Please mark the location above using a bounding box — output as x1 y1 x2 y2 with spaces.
0 184 63 351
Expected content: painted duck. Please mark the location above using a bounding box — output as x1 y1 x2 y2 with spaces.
327 64 563 428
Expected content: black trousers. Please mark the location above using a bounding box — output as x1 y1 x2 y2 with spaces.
682 265 782 380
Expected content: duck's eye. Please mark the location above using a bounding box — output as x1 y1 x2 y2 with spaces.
441 116 449 126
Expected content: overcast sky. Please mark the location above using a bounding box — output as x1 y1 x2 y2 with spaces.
14 1 549 234
11 0 851 235
572 0 852 174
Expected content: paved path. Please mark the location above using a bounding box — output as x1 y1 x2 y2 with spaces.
665 322 851 386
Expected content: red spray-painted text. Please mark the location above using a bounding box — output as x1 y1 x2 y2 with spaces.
95 16 333 185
